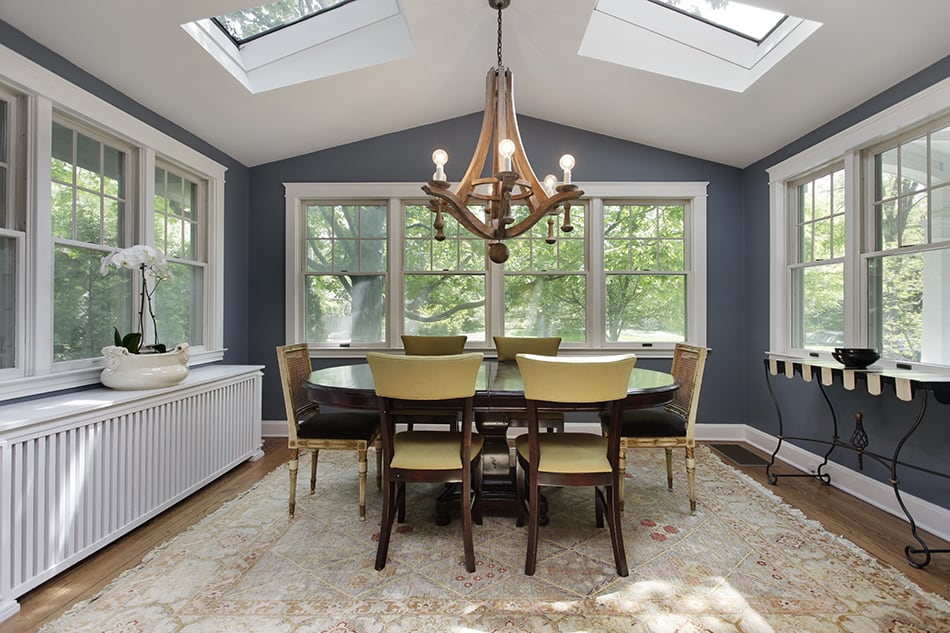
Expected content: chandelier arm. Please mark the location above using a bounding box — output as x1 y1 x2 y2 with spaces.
499 69 548 212
455 69 503 204
421 185 497 240
498 188 585 239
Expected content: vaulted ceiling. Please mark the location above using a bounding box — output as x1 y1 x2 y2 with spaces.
2 0 949 168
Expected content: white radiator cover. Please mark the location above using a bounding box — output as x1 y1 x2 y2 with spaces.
0 365 264 621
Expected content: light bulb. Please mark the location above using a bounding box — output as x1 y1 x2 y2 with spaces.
432 148 448 181
559 153 575 184
543 174 558 196
498 138 515 172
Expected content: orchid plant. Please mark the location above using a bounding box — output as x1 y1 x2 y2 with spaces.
100 244 173 354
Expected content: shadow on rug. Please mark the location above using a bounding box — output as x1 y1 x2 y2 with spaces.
42 444 949 632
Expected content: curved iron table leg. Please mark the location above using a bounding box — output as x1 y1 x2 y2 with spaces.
891 391 942 568
764 361 783 485
813 380 836 484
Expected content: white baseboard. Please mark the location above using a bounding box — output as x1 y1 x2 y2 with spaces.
0 600 20 623
696 423 950 544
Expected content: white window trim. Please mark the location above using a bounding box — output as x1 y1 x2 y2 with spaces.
0 43 227 402
284 181 707 357
767 75 950 368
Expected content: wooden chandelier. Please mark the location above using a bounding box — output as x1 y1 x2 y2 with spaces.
421 0 583 264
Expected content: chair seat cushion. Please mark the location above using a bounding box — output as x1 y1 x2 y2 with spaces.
516 433 611 473
605 407 686 437
391 431 484 470
298 410 379 441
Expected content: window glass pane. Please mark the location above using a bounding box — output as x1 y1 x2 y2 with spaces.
504 275 586 341
153 262 202 347
900 136 927 195
652 0 785 41
605 274 685 342
404 274 484 341
214 0 354 44
792 263 844 350
0 235 14 369
876 147 899 201
53 244 129 362
901 193 928 247
868 249 950 365
932 125 950 187
932 184 950 243
305 274 386 344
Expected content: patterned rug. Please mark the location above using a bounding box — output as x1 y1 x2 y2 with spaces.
41 444 949 632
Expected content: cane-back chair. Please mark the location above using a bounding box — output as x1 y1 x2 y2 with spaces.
276 344 381 520
601 343 708 512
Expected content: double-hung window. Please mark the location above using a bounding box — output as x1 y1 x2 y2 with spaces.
0 46 226 401
769 82 950 368
285 182 707 353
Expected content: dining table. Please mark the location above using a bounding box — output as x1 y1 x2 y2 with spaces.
304 358 679 522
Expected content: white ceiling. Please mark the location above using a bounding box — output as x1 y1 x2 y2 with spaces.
2 0 949 168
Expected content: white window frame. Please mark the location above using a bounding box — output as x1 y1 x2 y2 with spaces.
768 75 950 368
0 43 227 402
284 181 707 357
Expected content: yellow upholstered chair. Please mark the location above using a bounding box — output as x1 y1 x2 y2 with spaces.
515 353 637 576
602 343 708 512
399 335 468 431
367 351 485 572
493 336 564 433
276 344 381 520
401 334 467 355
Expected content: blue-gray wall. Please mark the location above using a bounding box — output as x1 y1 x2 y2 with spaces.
248 114 745 425
740 55 950 504
0 20 251 365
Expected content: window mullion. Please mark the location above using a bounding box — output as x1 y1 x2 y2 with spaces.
29 95 53 375
588 196 604 346
843 151 862 347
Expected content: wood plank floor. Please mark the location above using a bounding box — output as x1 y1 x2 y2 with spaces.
5 439 949 631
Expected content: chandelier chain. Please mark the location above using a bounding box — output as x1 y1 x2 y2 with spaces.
497 5 503 68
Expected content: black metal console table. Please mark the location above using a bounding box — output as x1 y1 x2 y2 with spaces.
764 354 950 568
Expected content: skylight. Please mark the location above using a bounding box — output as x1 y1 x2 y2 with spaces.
214 0 356 46
181 0 413 94
651 0 785 42
580 0 822 92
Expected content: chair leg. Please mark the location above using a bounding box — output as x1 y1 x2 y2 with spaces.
357 446 368 521
665 447 674 490
525 472 540 576
685 446 696 512
311 449 320 494
618 447 627 513
472 457 484 526
397 481 407 523
515 459 526 527
288 447 299 516
461 471 476 573
375 438 382 489
375 478 398 570
605 481 629 577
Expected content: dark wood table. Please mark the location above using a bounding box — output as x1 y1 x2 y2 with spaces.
305 359 678 522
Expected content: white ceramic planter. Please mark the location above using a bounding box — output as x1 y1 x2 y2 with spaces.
100 343 190 390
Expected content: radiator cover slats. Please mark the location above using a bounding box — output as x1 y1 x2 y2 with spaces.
0 366 263 620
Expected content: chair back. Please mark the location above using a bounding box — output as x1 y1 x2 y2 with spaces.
516 354 637 404
367 352 483 400
275 343 314 442
401 335 467 355
493 336 561 361
666 343 708 439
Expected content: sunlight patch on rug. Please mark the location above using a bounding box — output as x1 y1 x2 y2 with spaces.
41 445 949 632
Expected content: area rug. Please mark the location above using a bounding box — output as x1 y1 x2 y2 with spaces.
41 445 949 632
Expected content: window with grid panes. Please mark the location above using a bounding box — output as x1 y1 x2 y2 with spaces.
403 202 486 341
304 201 388 344
867 119 950 364
503 204 587 340
153 163 206 348
789 166 845 351
50 118 133 362
603 202 688 343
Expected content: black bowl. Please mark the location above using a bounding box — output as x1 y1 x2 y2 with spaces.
832 348 880 369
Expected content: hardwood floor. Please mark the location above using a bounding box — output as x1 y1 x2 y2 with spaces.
5 439 948 631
